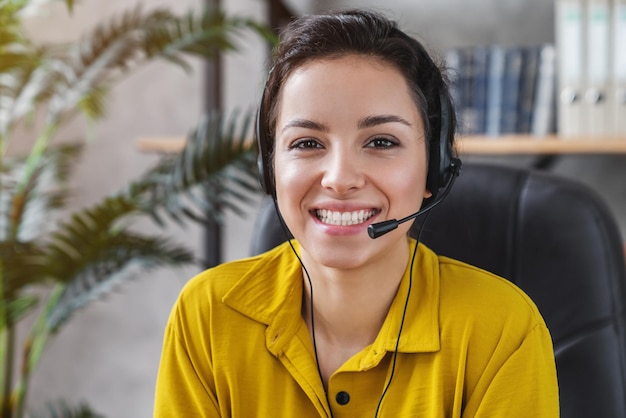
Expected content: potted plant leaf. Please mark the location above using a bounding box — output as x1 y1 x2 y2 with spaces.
0 0 273 416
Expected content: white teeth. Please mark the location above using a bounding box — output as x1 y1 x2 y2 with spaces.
315 209 375 226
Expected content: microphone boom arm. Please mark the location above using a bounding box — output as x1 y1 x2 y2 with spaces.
367 158 462 239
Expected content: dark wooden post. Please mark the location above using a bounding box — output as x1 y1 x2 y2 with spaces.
204 0 222 268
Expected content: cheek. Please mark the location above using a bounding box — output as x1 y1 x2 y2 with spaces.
401 170 427 201
273 157 310 211
387 158 429 207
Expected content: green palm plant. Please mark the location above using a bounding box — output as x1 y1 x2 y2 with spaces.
0 1 273 417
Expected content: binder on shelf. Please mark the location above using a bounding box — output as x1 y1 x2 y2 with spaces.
500 47 524 134
445 48 462 131
583 0 611 136
485 45 506 136
445 47 462 127
445 47 472 136
517 46 540 134
468 46 489 135
446 44 558 138
532 44 557 137
611 0 626 135
556 0 585 137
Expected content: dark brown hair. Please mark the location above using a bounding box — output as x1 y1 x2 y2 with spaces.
258 9 455 161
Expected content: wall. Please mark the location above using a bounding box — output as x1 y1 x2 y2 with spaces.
21 0 626 417
319 0 555 50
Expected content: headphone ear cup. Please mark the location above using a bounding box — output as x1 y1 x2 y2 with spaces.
426 91 454 198
438 91 454 186
256 101 274 196
256 150 269 195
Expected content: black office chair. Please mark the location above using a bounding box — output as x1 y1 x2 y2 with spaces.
249 162 626 417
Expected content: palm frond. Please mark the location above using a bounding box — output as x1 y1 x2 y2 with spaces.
76 84 107 120
45 233 194 333
43 5 272 124
43 196 139 275
0 47 66 142
41 195 195 332
28 399 104 418
45 142 83 188
0 1 79 135
131 110 261 226
142 9 277 68
9 0 76 17
63 0 74 13
0 143 82 241
0 240 48 304
0 51 35 73
0 1 28 26
0 3 275 417
0 4 51 137
5 294 38 327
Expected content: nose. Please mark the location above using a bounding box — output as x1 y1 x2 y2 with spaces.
320 149 366 193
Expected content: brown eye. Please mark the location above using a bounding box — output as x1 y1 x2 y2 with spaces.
366 137 398 149
291 138 323 149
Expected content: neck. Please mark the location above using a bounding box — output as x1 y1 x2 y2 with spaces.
300 238 412 384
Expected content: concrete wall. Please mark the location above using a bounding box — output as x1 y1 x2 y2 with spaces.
21 0 625 417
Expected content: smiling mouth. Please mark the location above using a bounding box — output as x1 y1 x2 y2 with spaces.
315 209 377 226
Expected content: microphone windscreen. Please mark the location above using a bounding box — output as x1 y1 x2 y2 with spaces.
368 220 399 239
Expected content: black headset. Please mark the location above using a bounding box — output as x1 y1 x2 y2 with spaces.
255 86 458 201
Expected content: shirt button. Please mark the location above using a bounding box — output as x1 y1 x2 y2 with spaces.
335 391 350 405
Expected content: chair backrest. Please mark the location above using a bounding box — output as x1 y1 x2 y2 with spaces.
248 163 626 417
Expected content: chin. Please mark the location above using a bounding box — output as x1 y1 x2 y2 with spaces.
305 243 370 270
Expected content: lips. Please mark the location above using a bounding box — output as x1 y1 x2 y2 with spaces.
315 209 377 226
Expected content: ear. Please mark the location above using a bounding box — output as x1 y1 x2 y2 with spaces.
424 189 433 199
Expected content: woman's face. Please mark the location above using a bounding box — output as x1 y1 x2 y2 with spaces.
273 54 431 271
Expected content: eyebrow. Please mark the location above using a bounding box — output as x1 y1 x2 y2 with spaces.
358 114 413 129
281 119 329 133
281 114 412 134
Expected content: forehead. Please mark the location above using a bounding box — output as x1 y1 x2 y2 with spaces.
286 54 405 88
277 55 421 118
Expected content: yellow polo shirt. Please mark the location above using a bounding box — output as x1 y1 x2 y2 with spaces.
154 239 559 417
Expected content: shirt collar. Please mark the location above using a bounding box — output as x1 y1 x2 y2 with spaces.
374 239 441 354
222 239 441 355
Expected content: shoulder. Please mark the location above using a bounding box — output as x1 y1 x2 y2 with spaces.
172 242 296 315
163 241 302 353
434 253 547 336
439 256 538 308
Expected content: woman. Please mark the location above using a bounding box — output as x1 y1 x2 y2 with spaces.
154 9 559 417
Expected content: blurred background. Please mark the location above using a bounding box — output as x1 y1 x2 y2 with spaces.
18 0 624 416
